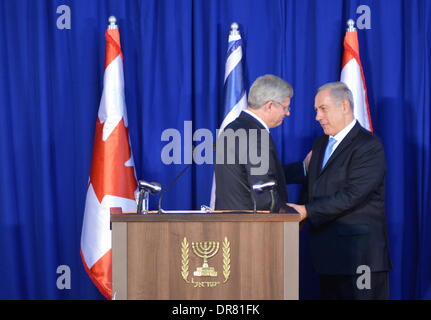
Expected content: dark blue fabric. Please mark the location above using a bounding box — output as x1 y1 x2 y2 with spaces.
0 0 429 299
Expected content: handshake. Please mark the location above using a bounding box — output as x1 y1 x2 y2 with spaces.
286 150 311 221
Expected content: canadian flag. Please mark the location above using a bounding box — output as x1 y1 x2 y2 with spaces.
340 23 373 131
80 18 137 299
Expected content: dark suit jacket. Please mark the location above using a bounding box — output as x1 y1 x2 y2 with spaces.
305 122 391 275
215 111 302 211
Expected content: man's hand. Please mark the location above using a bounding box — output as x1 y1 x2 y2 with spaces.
287 203 308 221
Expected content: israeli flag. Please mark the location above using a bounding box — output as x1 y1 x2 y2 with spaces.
210 22 247 208
219 22 247 133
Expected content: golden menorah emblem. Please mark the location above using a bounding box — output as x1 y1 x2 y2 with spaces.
191 241 220 277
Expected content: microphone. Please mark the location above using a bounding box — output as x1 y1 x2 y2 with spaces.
138 180 162 193
252 181 276 193
137 180 162 214
157 163 259 214
158 165 192 213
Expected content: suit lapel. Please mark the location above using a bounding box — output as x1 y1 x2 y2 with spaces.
318 122 361 176
307 138 326 201
315 137 327 176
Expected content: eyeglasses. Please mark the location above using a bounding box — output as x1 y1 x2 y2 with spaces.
272 100 291 112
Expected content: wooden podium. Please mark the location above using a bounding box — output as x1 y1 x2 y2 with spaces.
111 211 300 300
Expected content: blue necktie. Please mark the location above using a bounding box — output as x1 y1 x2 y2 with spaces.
321 137 337 168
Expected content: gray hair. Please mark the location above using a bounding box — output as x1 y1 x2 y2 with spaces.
248 74 294 109
318 81 354 111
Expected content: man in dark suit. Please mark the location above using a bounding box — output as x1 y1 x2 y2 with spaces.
288 82 391 300
215 74 305 212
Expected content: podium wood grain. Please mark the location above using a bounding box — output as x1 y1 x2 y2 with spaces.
112 214 299 300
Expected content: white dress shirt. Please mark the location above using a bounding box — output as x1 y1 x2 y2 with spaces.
243 109 270 132
328 119 357 157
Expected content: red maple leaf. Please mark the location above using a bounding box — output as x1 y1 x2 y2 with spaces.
90 118 137 203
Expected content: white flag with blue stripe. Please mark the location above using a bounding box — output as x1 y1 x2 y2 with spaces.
210 22 247 208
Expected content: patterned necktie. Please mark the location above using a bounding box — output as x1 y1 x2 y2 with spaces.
321 137 337 168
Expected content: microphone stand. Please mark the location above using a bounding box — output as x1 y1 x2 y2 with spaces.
269 189 276 213
158 165 192 214
136 189 149 214
136 181 161 214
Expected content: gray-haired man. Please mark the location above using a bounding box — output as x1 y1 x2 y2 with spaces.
215 74 306 211
289 81 391 299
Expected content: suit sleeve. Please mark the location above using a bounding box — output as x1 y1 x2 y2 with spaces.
306 137 386 227
241 129 281 210
284 161 306 184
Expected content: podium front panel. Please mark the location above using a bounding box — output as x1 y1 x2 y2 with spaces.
112 214 299 300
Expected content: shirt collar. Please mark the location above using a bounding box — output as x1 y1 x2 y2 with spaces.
243 109 270 132
332 119 357 143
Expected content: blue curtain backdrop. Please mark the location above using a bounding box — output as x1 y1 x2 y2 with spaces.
0 0 429 299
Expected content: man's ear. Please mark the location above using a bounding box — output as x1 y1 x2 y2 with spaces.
342 99 350 114
263 100 273 112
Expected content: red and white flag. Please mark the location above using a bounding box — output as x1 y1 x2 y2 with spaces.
340 22 373 131
80 18 137 299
